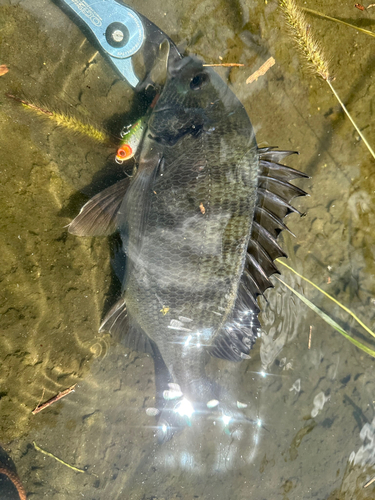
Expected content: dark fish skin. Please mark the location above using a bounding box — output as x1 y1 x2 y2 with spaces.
116 56 260 437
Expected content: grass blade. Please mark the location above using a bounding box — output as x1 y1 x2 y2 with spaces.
303 7 375 39
276 259 375 340
276 277 375 358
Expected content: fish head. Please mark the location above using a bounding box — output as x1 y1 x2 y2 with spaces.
148 55 252 141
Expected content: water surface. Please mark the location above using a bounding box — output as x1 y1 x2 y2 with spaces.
0 0 375 498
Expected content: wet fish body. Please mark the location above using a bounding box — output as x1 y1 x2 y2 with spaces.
69 55 307 440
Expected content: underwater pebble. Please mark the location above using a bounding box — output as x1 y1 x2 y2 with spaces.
289 379 301 393
311 391 328 418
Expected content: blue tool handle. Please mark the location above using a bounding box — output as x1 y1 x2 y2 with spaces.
62 0 144 86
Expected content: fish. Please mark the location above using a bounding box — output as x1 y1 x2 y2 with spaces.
69 53 308 442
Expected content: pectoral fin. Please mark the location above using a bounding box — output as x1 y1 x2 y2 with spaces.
68 177 130 236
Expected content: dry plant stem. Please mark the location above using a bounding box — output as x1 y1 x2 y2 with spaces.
303 7 375 38
326 80 375 160
276 276 375 358
32 384 77 414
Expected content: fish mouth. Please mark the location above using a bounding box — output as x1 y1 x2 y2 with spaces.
168 54 203 77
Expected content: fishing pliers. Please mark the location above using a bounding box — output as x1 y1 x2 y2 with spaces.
58 0 180 89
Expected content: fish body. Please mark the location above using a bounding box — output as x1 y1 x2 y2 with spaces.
69 54 307 441
119 57 258 400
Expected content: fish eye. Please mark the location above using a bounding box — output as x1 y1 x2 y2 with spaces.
190 72 209 91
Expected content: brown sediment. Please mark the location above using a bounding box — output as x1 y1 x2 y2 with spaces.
0 466 27 500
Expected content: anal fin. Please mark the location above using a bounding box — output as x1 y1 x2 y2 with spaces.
99 297 128 335
99 297 155 356
210 282 261 362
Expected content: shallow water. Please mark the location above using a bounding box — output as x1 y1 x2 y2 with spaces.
1 0 375 498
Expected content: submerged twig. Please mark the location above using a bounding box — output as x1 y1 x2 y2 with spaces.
203 63 244 67
246 57 275 84
33 441 86 474
279 0 375 160
0 64 9 76
32 384 77 414
364 475 375 488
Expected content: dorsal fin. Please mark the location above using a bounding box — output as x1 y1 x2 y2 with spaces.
210 147 308 362
247 147 308 295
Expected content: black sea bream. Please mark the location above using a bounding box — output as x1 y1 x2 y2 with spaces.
69 55 307 441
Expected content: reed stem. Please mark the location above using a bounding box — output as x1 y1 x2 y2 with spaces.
326 80 375 159
279 0 375 161
276 259 375 340
302 7 375 39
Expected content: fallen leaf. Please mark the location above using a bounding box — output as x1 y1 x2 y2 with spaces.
0 64 9 76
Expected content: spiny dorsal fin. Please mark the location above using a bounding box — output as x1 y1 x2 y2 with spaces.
210 148 308 363
258 147 298 163
246 147 308 296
